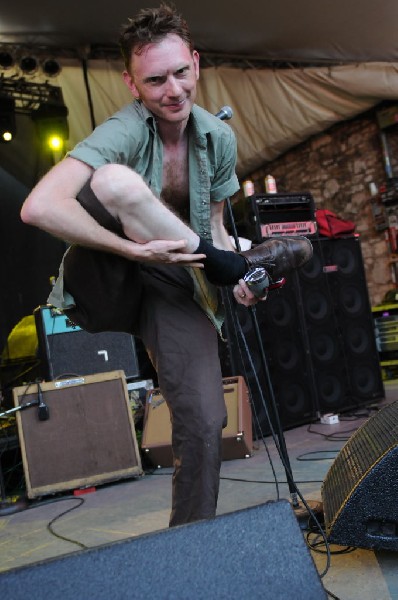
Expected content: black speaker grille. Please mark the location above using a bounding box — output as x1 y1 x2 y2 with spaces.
322 401 398 531
220 237 384 435
34 307 140 381
45 330 139 380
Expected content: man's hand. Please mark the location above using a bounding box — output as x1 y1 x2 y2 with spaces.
233 278 265 306
126 239 206 267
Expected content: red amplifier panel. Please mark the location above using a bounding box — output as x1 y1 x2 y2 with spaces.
261 220 317 236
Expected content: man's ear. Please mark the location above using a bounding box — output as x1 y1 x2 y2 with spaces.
192 50 200 80
123 70 139 99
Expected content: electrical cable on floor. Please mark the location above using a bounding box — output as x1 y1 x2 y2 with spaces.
149 470 324 485
339 407 379 420
307 531 355 556
307 423 357 442
296 451 340 461
46 496 88 549
7 493 91 549
325 587 344 600
220 476 324 484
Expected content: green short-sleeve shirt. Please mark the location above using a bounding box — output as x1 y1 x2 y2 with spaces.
49 101 240 333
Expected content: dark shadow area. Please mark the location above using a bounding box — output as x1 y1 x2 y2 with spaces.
0 113 67 355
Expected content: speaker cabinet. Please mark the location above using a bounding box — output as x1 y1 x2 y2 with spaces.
13 370 142 498
141 376 253 467
34 306 139 381
0 500 327 600
322 400 398 550
220 237 384 435
299 236 384 412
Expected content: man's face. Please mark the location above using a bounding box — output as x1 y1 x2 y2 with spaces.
123 34 199 125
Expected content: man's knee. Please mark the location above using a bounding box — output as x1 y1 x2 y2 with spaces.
90 164 148 213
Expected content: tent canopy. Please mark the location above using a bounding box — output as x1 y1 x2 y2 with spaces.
0 1 397 179
1 0 398 64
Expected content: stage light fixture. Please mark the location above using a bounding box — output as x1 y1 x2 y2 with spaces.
0 96 16 143
47 134 63 151
0 51 15 70
19 55 38 75
32 103 69 151
42 58 61 78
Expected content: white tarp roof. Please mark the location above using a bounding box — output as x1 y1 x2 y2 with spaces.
1 1 398 179
1 0 398 64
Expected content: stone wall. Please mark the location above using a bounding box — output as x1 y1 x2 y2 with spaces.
236 110 398 306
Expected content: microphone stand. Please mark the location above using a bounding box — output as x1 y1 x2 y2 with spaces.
213 108 299 506
224 198 324 520
216 107 322 521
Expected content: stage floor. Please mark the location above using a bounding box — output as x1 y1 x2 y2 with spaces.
1 383 398 599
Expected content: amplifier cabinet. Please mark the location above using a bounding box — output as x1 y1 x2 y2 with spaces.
236 192 316 242
141 376 253 467
13 370 143 498
34 305 140 381
220 237 384 436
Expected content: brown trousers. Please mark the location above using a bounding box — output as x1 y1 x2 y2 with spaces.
65 180 227 526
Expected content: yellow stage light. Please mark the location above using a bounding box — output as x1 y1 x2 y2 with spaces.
0 96 16 143
2 131 13 142
47 134 63 151
32 103 69 152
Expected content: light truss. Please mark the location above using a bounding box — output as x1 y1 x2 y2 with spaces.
0 76 64 114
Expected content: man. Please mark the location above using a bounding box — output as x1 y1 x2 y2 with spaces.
21 4 312 526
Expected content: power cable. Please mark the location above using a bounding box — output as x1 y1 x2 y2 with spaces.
296 451 340 462
46 497 88 549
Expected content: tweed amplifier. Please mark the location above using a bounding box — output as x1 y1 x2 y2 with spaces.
13 370 143 498
141 376 253 467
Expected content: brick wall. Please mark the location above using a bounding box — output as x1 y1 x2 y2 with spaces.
237 110 398 306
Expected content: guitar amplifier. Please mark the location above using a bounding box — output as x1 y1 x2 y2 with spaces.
34 305 140 381
141 376 253 467
238 192 316 243
13 370 143 498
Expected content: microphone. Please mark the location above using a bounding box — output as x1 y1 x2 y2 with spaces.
37 382 50 421
215 106 233 121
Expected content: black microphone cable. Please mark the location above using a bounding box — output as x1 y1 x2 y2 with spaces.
37 380 50 421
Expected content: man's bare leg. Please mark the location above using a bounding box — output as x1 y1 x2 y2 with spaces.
91 164 200 250
90 163 313 287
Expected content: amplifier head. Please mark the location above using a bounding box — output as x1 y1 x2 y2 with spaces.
235 192 316 242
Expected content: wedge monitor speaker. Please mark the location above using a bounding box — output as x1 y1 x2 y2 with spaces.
322 400 398 550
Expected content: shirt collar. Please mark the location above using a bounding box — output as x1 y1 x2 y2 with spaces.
190 104 220 135
134 100 218 138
